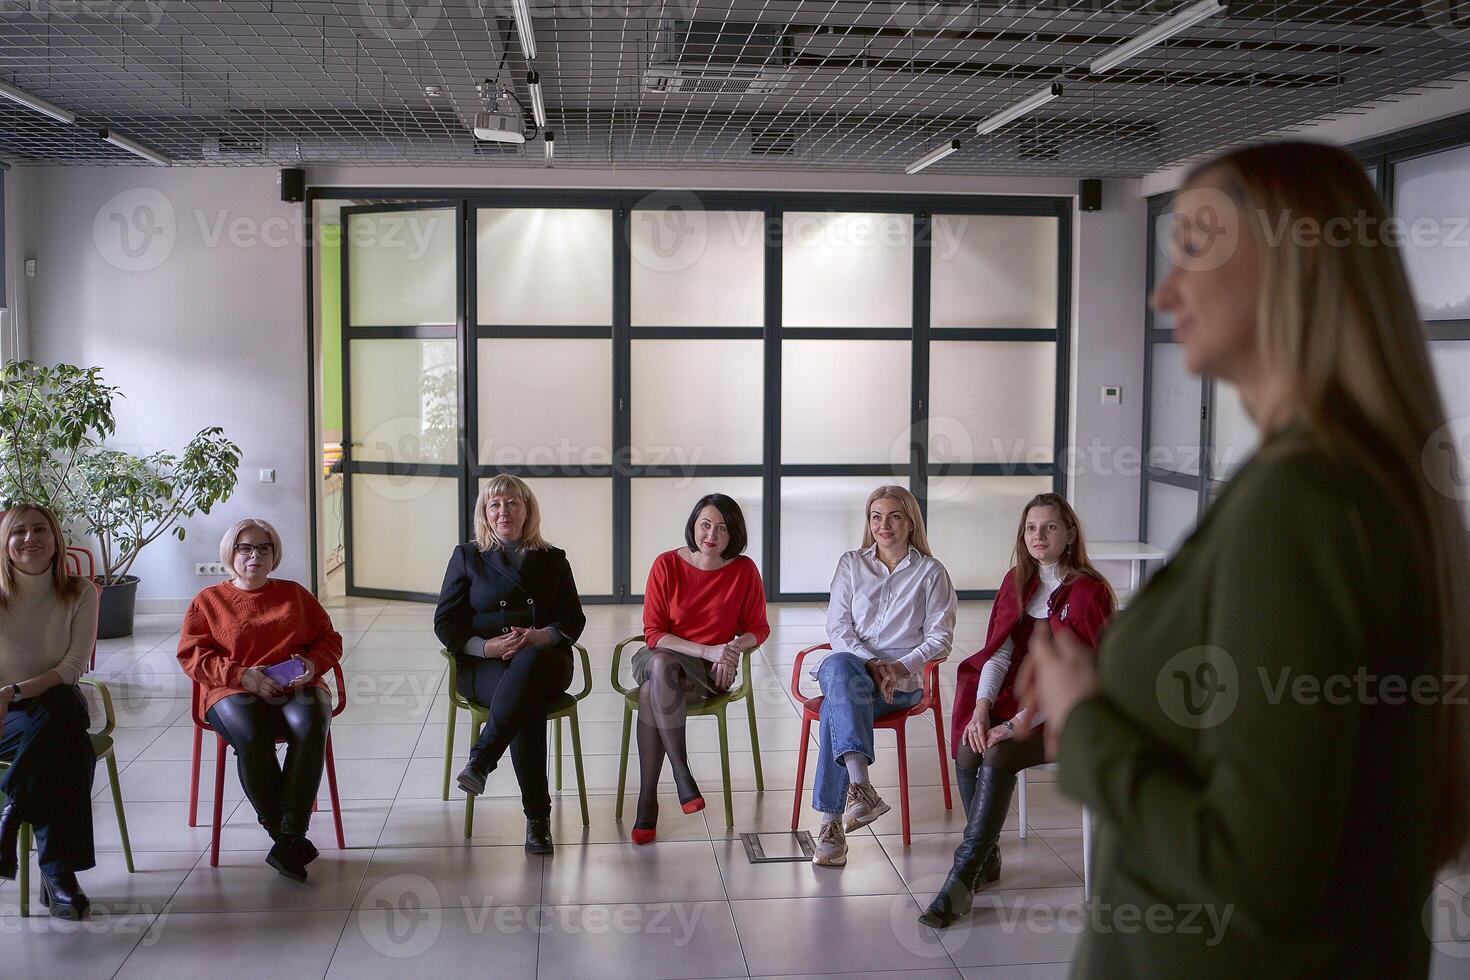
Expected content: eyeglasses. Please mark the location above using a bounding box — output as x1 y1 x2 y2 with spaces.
234 543 275 558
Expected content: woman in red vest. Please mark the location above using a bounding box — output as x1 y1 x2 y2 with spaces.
920 492 1115 927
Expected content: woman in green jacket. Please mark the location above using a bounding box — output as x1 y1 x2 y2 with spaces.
1021 141 1470 977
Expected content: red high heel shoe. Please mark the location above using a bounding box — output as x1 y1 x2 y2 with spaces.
680 796 705 815
632 800 657 845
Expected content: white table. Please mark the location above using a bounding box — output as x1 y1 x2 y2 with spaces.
1089 540 1169 595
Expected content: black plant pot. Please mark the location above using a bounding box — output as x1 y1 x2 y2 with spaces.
94 576 140 639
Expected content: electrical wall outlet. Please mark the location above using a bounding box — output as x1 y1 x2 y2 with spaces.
194 562 229 576
1101 385 1122 405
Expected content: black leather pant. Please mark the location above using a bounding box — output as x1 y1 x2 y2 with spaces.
0 685 96 875
207 688 330 836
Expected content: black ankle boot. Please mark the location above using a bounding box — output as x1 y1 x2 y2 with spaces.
919 765 1016 929
525 818 553 855
267 834 310 882
0 800 21 880
456 745 495 797
39 869 90 919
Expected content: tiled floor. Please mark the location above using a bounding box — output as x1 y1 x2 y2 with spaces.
5 597 1467 979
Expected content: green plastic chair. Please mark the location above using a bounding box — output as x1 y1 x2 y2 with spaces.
611 635 764 830
0 678 134 918
439 643 591 838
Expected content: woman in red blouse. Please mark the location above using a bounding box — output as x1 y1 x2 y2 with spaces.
631 494 769 844
177 518 342 882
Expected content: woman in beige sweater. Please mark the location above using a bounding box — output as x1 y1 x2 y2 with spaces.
0 503 98 920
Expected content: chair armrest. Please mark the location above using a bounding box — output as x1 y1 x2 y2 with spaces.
78 678 115 738
570 642 592 701
326 663 347 717
610 635 644 697
790 643 831 703
918 657 947 710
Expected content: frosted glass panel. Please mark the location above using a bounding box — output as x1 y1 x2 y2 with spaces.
1431 342 1470 527
349 339 457 464
479 477 614 596
782 340 910 464
476 209 613 326
928 342 1055 464
931 214 1058 329
351 475 459 594
632 340 762 465
780 476 909 594
1210 379 1258 480
347 208 457 327
631 209 764 326
1150 210 1176 332
1394 146 1470 320
927 475 1052 591
1149 343 1202 476
1146 480 1198 559
782 212 912 328
478 339 611 467
631 477 765 594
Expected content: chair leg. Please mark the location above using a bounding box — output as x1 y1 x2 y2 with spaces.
745 690 764 794
106 754 135 873
1018 770 1028 840
790 716 812 832
932 704 953 811
325 734 345 849
188 724 203 826
554 717 563 792
568 710 589 828
716 709 733 830
17 823 30 918
442 699 458 802
614 702 632 822
1082 806 1094 900
464 714 484 840
895 727 912 846
211 737 227 867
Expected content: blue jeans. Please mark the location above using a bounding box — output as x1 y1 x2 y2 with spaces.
812 652 923 816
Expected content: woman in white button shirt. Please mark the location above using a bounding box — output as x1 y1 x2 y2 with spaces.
810 485 957 868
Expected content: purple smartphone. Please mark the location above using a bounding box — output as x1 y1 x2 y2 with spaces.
261 658 307 686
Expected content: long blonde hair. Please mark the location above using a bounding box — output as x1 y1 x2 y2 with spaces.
1010 492 1116 613
0 504 88 606
473 475 552 551
1190 141 1470 865
860 485 933 557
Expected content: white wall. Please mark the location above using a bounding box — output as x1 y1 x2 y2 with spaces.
9 162 1147 605
15 166 309 607
1 167 35 361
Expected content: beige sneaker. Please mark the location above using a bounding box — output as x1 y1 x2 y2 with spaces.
842 782 891 832
812 818 848 867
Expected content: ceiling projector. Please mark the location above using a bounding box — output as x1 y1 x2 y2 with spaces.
473 108 525 144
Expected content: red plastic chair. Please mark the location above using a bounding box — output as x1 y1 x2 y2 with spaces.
63 545 98 668
789 643 952 846
188 664 347 866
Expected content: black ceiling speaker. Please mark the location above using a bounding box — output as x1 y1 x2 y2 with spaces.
279 167 305 203
1079 178 1102 212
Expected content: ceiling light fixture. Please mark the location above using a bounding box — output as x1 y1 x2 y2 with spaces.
975 83 1063 137
544 131 554 167
1089 0 1228 74
99 128 171 165
510 0 537 61
526 71 546 129
0 78 76 124
906 138 961 175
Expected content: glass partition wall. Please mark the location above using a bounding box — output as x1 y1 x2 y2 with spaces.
331 191 1071 602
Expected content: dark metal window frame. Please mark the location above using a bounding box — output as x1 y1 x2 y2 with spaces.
311 187 1073 604
1140 109 1470 558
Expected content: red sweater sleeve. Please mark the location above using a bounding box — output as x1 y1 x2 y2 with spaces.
177 596 244 689
736 559 770 645
642 553 673 650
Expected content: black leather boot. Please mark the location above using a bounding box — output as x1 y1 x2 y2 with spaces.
39 870 90 920
919 765 1016 929
456 745 496 797
956 765 978 819
0 800 21 881
267 834 310 882
525 818 553 855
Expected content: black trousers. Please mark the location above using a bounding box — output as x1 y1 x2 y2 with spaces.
456 644 573 820
207 688 331 837
0 685 96 876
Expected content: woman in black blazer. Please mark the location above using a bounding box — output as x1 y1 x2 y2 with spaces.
434 475 586 854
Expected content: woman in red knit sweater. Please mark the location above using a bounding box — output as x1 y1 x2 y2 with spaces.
630 494 769 844
177 518 342 882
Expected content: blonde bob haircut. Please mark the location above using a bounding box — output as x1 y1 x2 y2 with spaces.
0 503 88 606
219 518 284 572
474 475 552 552
860 485 933 557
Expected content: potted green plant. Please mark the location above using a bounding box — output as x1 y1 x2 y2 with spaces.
73 431 241 637
0 360 118 528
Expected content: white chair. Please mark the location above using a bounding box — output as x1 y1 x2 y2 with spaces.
1018 766 1094 899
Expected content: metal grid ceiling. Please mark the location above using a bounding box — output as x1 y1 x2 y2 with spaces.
2 1 1469 175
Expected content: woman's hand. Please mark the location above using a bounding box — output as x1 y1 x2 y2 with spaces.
964 701 991 754
866 659 906 703
718 640 741 668
483 633 523 659
284 655 317 690
711 660 736 692
239 668 284 699
1017 625 1099 756
985 720 1016 749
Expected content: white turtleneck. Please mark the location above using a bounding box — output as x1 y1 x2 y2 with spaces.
0 568 97 688
975 562 1063 711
